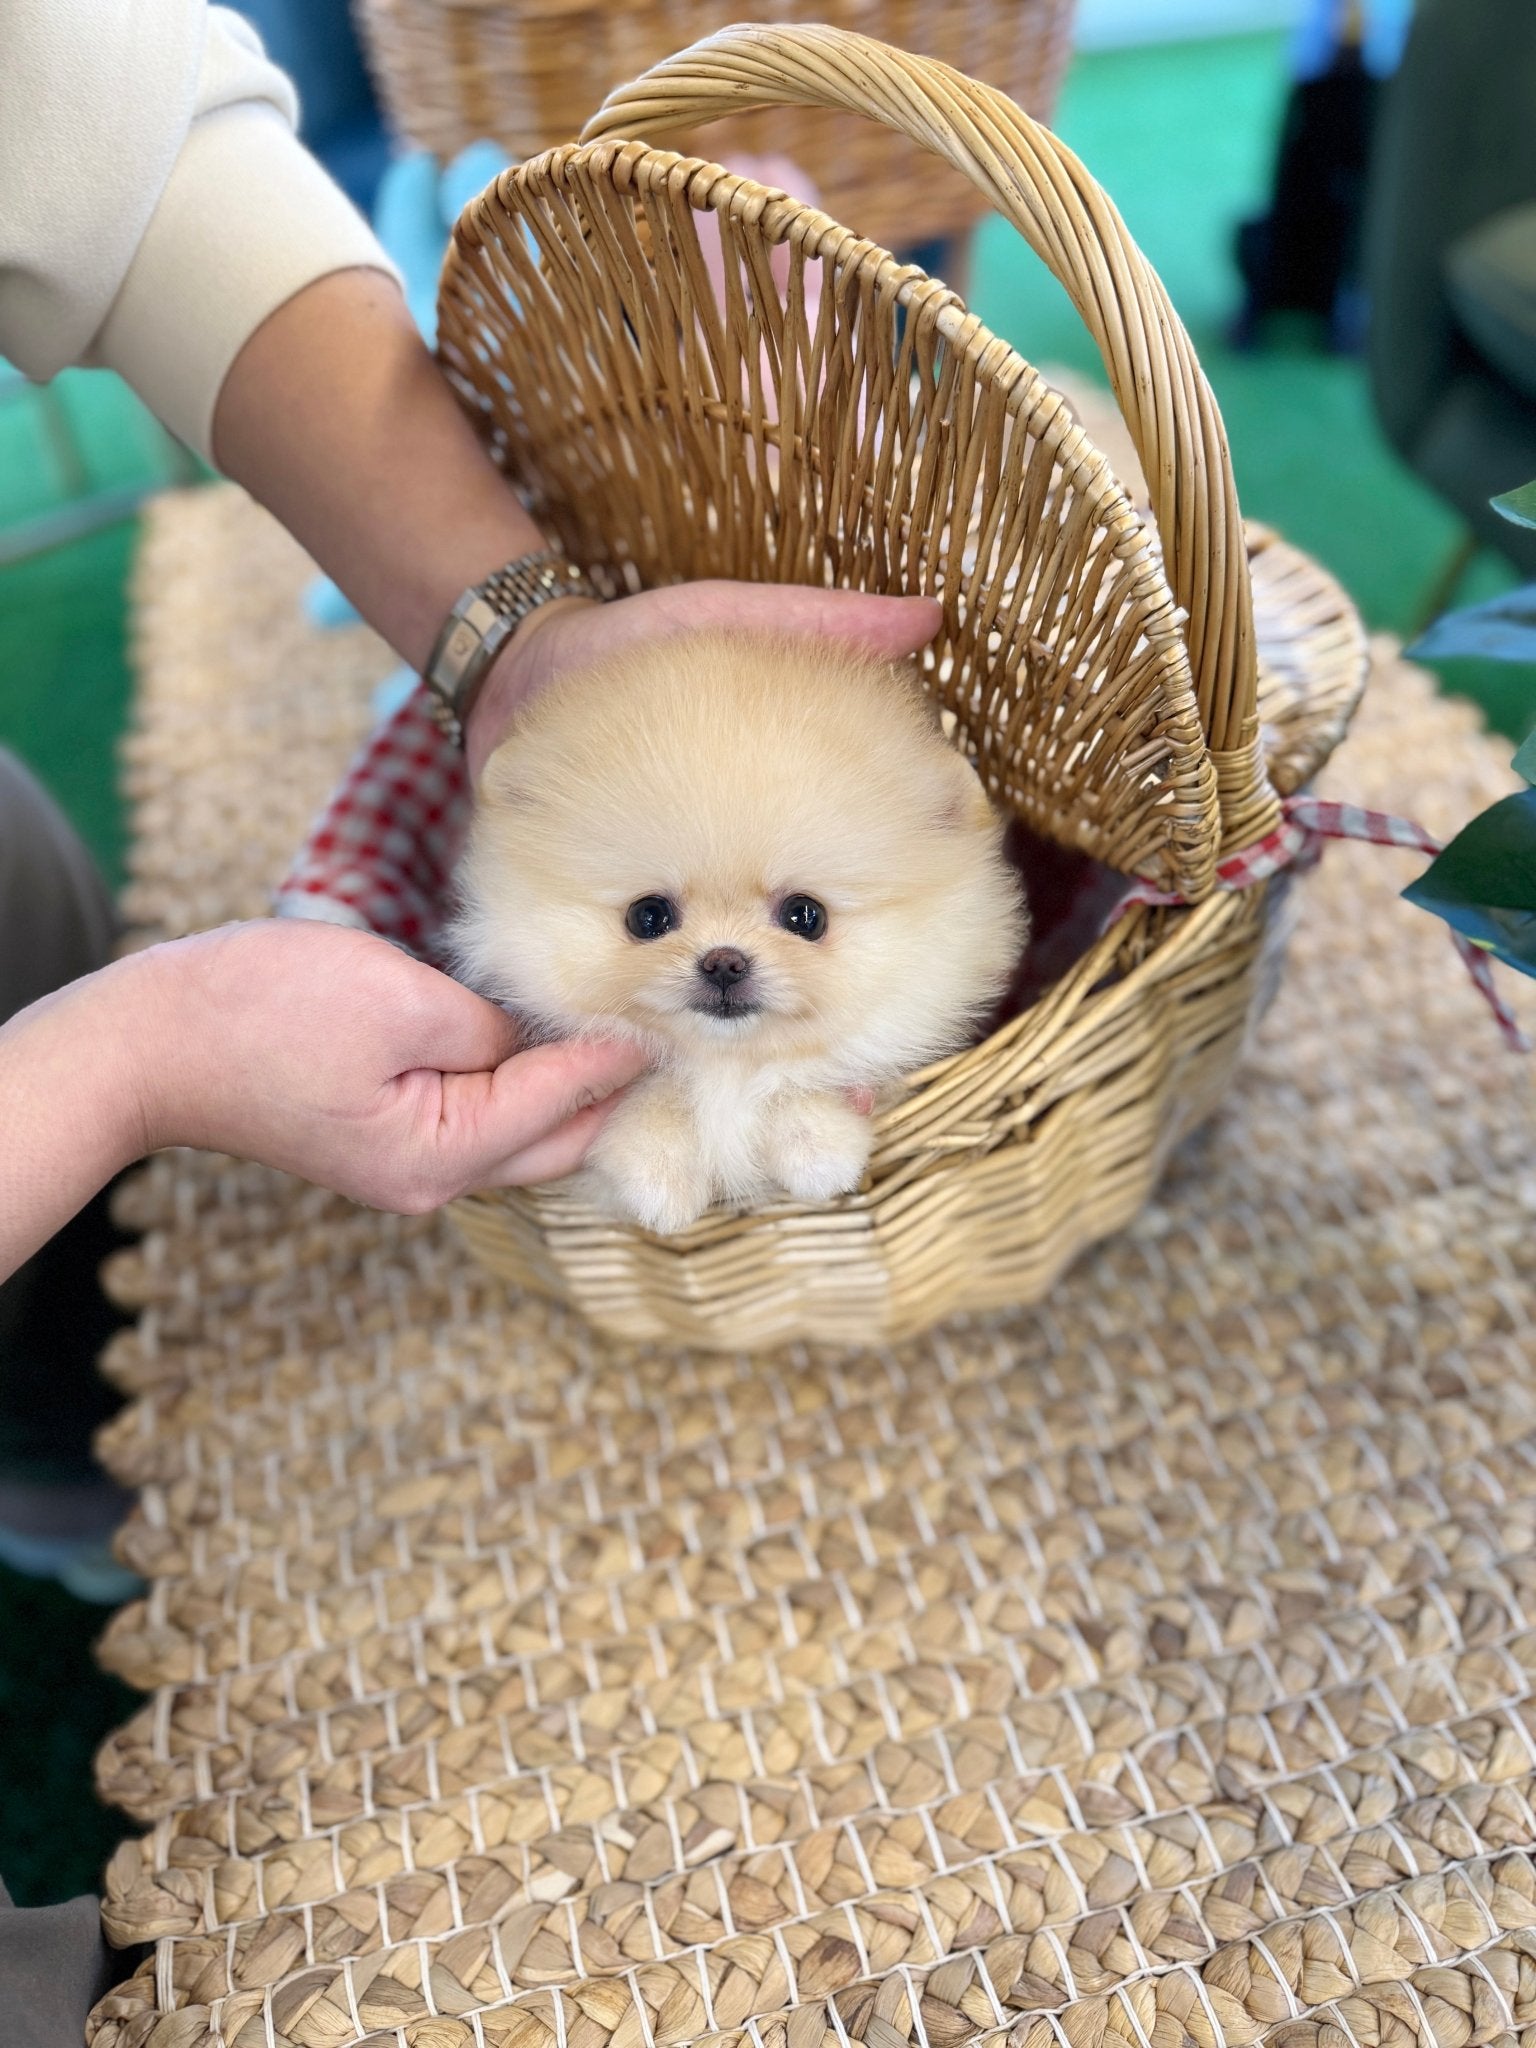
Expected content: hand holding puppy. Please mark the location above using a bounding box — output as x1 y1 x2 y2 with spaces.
119 921 650 1207
0 920 647 1283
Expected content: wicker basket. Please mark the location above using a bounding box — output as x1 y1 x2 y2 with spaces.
354 0 1076 250
434 24 1368 1351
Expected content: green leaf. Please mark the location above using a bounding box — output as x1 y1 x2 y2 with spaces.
1402 786 1536 976
1417 899 1536 977
1407 583 1536 664
1494 479 1536 530
1515 728 1536 784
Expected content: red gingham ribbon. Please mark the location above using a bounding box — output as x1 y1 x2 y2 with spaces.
1114 795 1531 1053
274 682 469 968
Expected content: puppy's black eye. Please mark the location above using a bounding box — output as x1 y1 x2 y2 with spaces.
778 894 827 940
625 895 678 941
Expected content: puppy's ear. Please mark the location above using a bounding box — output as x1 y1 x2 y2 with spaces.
883 656 946 735
477 740 532 807
930 736 997 833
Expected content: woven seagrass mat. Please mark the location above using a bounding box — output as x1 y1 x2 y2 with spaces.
86 463 1536 2048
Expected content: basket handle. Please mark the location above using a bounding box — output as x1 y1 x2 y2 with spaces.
582 22 1273 845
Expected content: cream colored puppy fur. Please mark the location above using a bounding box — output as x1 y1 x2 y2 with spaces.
451 632 1027 1234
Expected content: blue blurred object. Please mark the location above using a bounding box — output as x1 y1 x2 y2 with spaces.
441 142 511 227
1290 0 1413 80
222 0 391 213
373 151 446 339
371 666 421 723
302 577 363 630
374 141 511 344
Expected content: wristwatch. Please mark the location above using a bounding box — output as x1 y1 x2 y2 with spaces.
424 551 599 746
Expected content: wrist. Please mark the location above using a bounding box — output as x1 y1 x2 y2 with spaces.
69 946 192 1169
108 942 200 1158
0 951 163 1281
86 959 164 1170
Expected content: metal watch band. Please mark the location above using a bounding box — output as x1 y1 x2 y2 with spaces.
424 552 598 747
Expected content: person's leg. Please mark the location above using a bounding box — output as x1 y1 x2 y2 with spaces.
0 755 138 2040
0 748 139 1598
0 746 118 1015
0 1875 116 2048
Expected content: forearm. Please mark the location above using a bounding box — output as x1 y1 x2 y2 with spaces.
212 268 548 675
0 959 153 1282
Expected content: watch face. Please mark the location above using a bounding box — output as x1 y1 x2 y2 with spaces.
445 620 480 672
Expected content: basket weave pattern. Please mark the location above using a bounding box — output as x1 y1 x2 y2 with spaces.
353 0 1076 250
428 26 1367 1349
86 482 1536 2048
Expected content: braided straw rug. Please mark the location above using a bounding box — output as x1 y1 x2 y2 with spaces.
88 471 1536 2048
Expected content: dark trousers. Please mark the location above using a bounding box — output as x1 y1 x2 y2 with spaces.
0 745 132 1475
0 747 125 2043
0 1877 115 2048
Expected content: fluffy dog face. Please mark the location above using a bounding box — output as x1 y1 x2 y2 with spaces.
451 632 1028 1082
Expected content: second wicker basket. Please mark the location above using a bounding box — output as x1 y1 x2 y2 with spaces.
355 0 1077 252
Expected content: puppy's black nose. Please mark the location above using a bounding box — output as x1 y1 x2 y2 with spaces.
698 946 751 989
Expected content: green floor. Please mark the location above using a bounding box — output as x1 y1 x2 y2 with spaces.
4 27 1536 1915
0 370 185 887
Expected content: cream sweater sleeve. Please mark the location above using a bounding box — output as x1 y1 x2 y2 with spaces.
0 1 399 461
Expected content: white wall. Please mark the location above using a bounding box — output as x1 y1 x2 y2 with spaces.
1074 0 1308 48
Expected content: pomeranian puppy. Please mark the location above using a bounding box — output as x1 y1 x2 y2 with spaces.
450 632 1027 1234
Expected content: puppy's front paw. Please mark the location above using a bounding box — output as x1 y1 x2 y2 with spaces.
584 1084 711 1234
760 1091 873 1205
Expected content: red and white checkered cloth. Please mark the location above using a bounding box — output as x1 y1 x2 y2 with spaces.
276 695 1529 1052
274 682 469 969
1114 795 1531 1053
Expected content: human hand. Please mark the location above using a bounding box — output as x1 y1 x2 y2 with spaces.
465 583 945 784
125 920 648 1212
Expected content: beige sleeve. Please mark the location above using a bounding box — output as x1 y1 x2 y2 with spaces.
0 3 399 463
